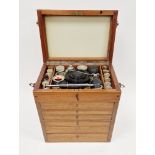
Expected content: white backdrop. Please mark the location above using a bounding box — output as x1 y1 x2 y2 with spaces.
19 1 135 155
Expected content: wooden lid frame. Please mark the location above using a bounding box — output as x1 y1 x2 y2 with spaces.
37 10 118 63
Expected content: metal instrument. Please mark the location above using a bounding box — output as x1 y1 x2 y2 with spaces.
45 83 102 88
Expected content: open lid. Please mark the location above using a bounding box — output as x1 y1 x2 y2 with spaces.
37 10 118 63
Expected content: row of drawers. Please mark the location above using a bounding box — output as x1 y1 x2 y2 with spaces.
40 102 114 110
34 92 120 142
42 109 113 115
40 103 114 136
46 133 108 142
42 110 112 134
36 93 119 104
44 120 110 127
45 126 110 134
37 96 115 141
42 113 112 134
43 114 112 121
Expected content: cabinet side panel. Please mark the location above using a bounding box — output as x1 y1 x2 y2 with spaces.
107 100 120 141
33 92 48 142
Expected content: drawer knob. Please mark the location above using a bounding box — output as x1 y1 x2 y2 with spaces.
75 94 79 101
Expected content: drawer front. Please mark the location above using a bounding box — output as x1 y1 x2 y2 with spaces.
77 134 108 142
36 93 78 104
47 134 77 142
40 103 76 110
43 114 77 120
78 102 114 110
78 114 112 121
40 102 114 110
42 109 113 115
43 114 112 121
45 126 110 134
46 133 108 142
44 120 77 127
78 109 113 115
36 93 119 104
78 93 119 103
44 120 110 127
78 121 110 127
42 110 76 115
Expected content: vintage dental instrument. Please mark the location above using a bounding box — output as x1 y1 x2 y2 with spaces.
45 83 102 88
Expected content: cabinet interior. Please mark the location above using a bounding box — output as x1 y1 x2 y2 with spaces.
35 62 118 91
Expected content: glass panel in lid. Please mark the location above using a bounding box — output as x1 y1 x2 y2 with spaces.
45 16 110 58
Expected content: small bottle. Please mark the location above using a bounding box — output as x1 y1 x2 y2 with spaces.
42 80 49 89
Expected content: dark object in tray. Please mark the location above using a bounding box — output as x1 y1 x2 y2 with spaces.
88 65 99 74
65 71 90 84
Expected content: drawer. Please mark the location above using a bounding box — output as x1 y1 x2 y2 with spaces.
78 114 112 121
44 120 77 127
42 110 76 115
78 121 111 127
47 134 77 142
45 126 110 134
42 109 113 116
46 133 108 142
36 93 119 105
40 103 76 110
36 93 78 104
78 109 113 115
41 103 114 111
78 93 119 103
44 120 110 127
43 113 112 121
43 114 76 120
78 102 114 110
77 134 108 142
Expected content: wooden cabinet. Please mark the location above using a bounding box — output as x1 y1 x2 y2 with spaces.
32 10 122 142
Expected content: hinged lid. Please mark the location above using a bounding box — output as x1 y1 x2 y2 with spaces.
37 10 118 63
